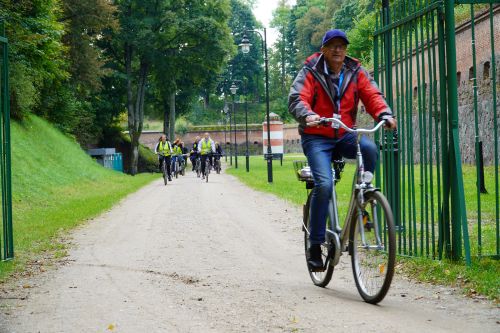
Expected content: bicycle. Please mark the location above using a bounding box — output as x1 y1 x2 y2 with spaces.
179 154 188 176
294 117 395 304
195 157 202 178
171 154 181 179
204 154 212 183
213 153 222 174
159 155 168 186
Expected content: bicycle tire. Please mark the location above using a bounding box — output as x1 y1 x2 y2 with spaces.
304 192 334 287
349 190 395 304
205 160 210 183
162 161 167 186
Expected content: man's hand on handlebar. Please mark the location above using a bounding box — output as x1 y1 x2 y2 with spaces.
305 114 321 127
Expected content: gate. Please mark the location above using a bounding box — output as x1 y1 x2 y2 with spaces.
0 20 13 261
373 0 499 264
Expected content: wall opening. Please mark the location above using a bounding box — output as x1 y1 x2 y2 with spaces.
483 61 490 81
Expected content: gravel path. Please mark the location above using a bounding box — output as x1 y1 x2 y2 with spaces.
0 169 498 333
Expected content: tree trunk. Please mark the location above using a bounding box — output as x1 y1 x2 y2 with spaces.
169 91 175 141
125 42 138 175
125 48 149 175
163 96 169 135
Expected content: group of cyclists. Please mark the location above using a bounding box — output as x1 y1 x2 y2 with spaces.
154 132 224 181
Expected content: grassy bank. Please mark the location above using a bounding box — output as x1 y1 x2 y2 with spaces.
0 116 156 281
226 155 499 302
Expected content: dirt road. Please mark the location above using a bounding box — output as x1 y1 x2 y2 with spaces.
1 170 498 332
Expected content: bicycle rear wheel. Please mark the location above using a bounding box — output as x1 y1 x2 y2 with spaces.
349 190 395 304
303 192 334 287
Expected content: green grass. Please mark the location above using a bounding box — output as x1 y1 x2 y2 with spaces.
0 115 156 281
227 155 500 302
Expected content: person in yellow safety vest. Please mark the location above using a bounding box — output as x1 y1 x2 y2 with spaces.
154 134 173 181
171 138 183 173
197 132 215 179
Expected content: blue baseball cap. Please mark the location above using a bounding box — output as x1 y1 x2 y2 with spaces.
321 29 349 46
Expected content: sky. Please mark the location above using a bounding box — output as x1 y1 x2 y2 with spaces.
252 0 296 46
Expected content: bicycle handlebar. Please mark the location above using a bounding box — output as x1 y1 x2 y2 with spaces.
309 117 387 134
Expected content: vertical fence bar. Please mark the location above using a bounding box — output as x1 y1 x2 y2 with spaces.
394 1 403 254
0 21 13 260
469 4 482 256
488 3 499 257
444 0 471 264
401 0 408 255
437 4 451 260
431 6 441 260
424 0 434 258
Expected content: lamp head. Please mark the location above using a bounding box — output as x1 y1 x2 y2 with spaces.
239 34 251 54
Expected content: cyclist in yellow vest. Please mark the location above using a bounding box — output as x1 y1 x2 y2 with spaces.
197 132 215 179
154 134 173 181
171 138 183 173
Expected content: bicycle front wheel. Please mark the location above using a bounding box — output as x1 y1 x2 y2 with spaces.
304 192 334 287
162 162 167 186
349 190 395 304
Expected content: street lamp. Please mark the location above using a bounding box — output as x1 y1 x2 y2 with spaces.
231 79 250 172
225 102 232 166
221 108 228 162
230 82 238 169
239 29 273 183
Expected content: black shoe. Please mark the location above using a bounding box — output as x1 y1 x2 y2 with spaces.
168 176 172 181
307 244 324 272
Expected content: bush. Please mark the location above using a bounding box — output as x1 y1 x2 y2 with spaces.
100 126 158 173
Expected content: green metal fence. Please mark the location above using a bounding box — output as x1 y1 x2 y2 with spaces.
373 0 499 264
0 21 13 261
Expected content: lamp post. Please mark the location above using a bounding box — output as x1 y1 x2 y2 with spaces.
239 28 273 182
226 102 232 166
230 83 238 169
231 80 250 172
222 108 228 162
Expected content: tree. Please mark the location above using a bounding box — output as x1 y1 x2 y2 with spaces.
107 0 179 175
151 0 234 140
0 0 68 120
270 0 292 97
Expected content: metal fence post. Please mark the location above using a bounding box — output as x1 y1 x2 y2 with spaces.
444 1 471 264
0 20 13 260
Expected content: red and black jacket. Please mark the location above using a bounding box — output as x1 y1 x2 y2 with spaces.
288 53 391 138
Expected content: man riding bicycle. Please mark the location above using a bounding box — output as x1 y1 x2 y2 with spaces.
190 136 200 171
197 132 215 179
154 134 173 181
288 29 397 272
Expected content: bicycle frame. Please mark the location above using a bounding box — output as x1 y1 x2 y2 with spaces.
309 118 387 265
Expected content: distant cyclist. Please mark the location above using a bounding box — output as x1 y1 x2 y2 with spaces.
171 138 183 170
197 132 215 179
214 142 224 159
190 136 201 171
154 134 172 181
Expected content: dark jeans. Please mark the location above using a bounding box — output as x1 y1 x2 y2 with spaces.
200 154 213 176
158 155 172 177
190 154 198 170
301 133 378 245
